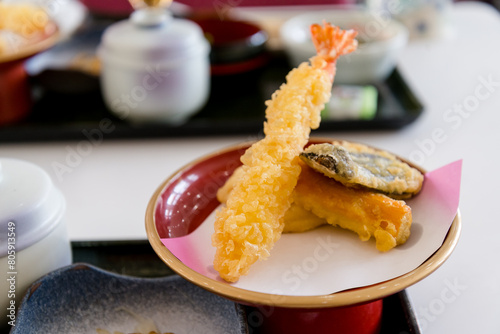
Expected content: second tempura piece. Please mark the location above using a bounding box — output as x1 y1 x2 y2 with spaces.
300 141 423 199
212 22 358 282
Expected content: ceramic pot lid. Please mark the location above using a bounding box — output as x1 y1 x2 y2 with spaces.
0 158 65 255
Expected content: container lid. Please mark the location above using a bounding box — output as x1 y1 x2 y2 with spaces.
99 9 209 64
0 158 65 256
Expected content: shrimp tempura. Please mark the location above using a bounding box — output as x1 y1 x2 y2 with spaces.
212 22 358 282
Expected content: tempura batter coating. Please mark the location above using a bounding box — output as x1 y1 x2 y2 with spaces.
212 23 357 282
300 141 424 199
217 166 326 234
0 3 49 35
212 65 330 282
0 3 51 55
282 203 326 233
219 162 413 251
293 162 412 251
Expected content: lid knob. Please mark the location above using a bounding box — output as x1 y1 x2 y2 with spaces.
128 0 173 27
129 0 173 9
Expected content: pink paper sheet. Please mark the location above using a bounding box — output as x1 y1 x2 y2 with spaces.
162 160 462 296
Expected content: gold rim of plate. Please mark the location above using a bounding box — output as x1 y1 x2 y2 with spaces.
145 141 462 308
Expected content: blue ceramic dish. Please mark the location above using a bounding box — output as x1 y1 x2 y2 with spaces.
12 263 248 334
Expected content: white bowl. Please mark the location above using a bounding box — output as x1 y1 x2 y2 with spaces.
280 10 409 84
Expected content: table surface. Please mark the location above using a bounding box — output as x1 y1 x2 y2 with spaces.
1 2 499 333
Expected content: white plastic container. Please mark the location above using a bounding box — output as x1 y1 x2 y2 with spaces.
98 9 211 124
0 158 71 325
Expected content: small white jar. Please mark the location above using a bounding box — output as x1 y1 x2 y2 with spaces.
0 158 71 324
98 9 211 124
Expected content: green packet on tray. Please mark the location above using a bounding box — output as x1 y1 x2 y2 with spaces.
322 85 378 121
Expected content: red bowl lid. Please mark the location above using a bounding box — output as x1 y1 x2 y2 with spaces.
194 18 268 65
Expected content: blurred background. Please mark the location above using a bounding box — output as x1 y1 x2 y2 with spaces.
1 0 498 142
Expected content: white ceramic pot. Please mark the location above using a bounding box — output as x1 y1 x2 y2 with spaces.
98 10 211 124
0 158 71 327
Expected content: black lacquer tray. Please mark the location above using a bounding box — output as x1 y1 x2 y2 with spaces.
0 19 423 143
71 240 421 334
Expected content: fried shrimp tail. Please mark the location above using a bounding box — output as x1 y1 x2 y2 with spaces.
212 22 357 283
310 22 358 80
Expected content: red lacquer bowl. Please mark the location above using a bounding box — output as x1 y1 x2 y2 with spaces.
145 139 461 334
0 23 59 125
